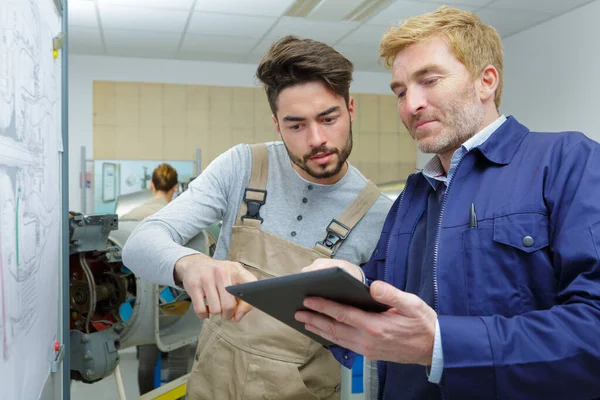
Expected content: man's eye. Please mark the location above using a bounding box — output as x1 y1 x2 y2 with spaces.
289 125 300 130
323 117 337 123
423 78 439 85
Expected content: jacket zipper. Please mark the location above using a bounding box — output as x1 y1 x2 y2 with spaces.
433 154 466 400
433 155 464 318
374 156 466 400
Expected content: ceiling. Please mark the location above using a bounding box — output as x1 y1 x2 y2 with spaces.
68 0 595 72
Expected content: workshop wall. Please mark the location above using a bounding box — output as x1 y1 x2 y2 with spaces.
92 80 416 184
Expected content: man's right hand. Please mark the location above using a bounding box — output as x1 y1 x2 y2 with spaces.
174 254 257 322
301 258 364 282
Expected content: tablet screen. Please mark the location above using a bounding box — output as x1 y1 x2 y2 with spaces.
226 267 389 346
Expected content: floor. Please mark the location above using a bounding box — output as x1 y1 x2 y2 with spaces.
70 347 140 400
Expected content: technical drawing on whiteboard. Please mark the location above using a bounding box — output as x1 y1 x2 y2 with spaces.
0 0 62 399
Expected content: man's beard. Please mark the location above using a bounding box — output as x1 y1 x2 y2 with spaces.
285 126 353 180
407 83 485 155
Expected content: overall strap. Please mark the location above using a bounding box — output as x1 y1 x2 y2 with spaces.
236 143 269 228
315 180 381 257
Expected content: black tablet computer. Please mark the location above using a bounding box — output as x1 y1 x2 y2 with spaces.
225 267 389 346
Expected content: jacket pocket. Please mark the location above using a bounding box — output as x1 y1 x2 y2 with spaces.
493 212 549 253
463 212 554 316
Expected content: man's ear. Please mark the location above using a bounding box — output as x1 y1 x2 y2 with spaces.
273 115 282 139
478 64 499 104
149 181 155 192
347 96 355 123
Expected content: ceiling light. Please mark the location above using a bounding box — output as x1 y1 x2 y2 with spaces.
284 0 322 18
343 0 391 22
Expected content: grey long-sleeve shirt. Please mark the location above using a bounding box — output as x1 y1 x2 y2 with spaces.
122 142 392 288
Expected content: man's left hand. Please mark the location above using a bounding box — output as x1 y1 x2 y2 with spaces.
295 280 437 365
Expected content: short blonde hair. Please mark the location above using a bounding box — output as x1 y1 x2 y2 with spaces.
380 6 504 109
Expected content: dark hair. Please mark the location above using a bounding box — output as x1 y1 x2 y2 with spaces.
152 163 178 192
256 35 354 115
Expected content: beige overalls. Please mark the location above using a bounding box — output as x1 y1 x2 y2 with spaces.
187 144 380 400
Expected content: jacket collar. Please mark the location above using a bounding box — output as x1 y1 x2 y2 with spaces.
475 115 529 165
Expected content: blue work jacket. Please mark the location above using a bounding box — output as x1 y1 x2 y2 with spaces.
335 116 600 399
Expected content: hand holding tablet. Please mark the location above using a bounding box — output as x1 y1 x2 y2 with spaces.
226 267 389 346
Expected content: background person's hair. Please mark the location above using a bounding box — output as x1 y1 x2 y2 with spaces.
256 35 354 116
152 163 178 192
380 6 504 109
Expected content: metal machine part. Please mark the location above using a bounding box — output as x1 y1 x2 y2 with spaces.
114 190 152 218
70 327 123 384
69 251 132 334
69 213 136 383
68 211 212 384
69 214 212 383
109 220 205 353
69 214 119 255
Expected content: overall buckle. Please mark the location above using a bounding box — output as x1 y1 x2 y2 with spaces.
317 219 351 253
241 188 267 223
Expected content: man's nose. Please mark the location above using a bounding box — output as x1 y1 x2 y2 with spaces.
403 88 427 116
307 123 327 148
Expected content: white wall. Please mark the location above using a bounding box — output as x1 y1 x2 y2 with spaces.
501 0 600 139
68 55 393 211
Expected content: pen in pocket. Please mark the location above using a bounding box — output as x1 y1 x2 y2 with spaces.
469 203 478 228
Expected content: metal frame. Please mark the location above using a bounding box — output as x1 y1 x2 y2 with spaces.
61 0 70 398
81 146 87 212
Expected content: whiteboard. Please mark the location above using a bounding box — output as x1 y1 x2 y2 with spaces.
0 0 63 398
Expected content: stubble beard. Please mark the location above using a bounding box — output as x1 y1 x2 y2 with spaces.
285 126 353 180
407 84 485 155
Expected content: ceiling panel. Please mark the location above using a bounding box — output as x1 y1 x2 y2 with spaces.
181 34 258 54
99 5 189 33
104 31 180 58
107 46 180 59
338 24 388 46
97 0 194 11
103 29 181 48
194 0 296 17
424 0 494 6
267 16 358 45
188 13 276 39
179 51 247 64
245 36 280 64
490 0 595 14
245 51 266 65
68 0 593 71
68 26 105 55
102 30 180 59
476 7 553 37
368 1 452 27
333 44 385 73
68 1 98 28
307 0 368 21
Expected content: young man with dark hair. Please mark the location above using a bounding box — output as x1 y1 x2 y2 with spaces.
122 36 392 399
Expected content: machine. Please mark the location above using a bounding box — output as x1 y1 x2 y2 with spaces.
68 212 213 384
